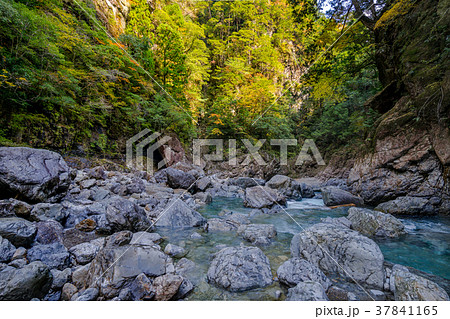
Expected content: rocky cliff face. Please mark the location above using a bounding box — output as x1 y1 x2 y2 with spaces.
320 0 450 214
91 0 131 37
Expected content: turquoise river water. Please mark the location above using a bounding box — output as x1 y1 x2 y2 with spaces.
157 196 450 300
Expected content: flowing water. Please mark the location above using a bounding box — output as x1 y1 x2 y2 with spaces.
157 196 450 300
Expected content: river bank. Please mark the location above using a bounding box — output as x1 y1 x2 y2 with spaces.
0 147 449 301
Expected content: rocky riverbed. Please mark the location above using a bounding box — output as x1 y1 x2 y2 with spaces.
0 147 449 301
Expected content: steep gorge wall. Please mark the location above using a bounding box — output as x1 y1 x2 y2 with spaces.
91 0 131 37
320 0 450 214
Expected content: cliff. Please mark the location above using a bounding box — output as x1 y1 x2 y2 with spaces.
321 0 450 214
91 0 131 37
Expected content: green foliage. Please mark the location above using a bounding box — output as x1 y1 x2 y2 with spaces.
0 0 382 159
0 0 195 153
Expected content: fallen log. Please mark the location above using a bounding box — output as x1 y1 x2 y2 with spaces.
328 203 356 209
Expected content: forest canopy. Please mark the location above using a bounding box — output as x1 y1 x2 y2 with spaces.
0 0 384 157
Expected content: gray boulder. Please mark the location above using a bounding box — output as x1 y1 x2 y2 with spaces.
193 192 212 204
266 175 291 189
375 196 435 215
320 216 352 228
35 220 64 245
69 238 104 265
287 281 329 301
152 273 184 301
205 218 238 232
266 175 302 198
175 277 194 299
130 231 163 246
61 282 78 300
291 223 385 289
297 182 315 198
390 264 449 301
0 235 15 263
76 287 99 301
30 203 66 223
237 224 277 245
0 147 70 203
166 168 196 189
207 246 273 292
72 264 90 289
244 186 286 209
348 207 406 238
27 242 70 270
129 273 153 301
85 231 173 298
228 177 264 188
103 197 152 233
321 187 364 206
196 176 211 191
164 244 186 258
0 261 52 300
277 258 331 289
50 268 71 290
0 199 33 219
156 199 206 228
222 211 250 225
0 217 37 247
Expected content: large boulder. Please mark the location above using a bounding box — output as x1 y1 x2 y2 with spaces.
0 199 33 219
196 176 212 192
27 242 70 270
69 238 105 265
207 246 273 292
165 168 196 189
76 287 99 301
266 175 291 189
130 231 163 246
375 196 435 215
296 182 315 198
286 281 329 301
291 223 385 289
102 197 152 234
321 187 364 206
35 220 64 245
152 273 184 301
266 175 302 198
0 217 37 247
0 235 15 263
221 211 250 225
390 264 449 301
277 258 330 289
228 177 264 188
237 224 277 245
156 199 206 228
244 186 286 209
164 244 186 258
0 261 52 300
348 207 405 238
30 203 66 223
0 147 70 203
205 218 239 232
85 231 173 298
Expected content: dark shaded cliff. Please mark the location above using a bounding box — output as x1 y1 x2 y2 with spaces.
322 0 450 214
